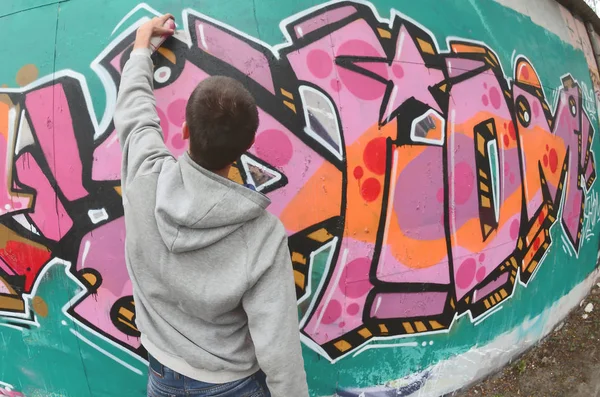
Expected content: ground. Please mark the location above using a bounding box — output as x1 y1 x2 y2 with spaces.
454 281 600 397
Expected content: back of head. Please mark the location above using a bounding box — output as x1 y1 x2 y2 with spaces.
186 76 259 170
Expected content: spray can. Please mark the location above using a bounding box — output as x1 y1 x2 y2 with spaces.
149 18 175 53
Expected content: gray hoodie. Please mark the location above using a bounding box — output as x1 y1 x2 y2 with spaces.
114 48 308 397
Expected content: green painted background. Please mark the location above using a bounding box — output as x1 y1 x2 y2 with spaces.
1 0 599 396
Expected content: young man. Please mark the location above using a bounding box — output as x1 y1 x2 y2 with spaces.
113 14 309 397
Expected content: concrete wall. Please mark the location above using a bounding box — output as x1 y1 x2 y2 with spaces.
0 1 599 396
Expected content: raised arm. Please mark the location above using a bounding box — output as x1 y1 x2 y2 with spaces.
113 14 175 189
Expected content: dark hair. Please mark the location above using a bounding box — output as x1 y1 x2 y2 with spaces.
185 76 259 170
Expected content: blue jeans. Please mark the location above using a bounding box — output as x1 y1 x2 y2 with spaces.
147 354 271 397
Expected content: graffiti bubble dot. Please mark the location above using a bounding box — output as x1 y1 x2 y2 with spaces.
538 210 546 225
456 258 477 289
4 204 10 210
549 148 558 173
337 39 387 100
353 166 364 180
167 99 187 128
340 257 372 298
32 296 49 317
524 112 530 123
510 219 520 241
171 134 187 150
479 253 485 262
508 123 516 140
533 237 541 251
503 134 510 148
363 137 387 175
157 107 170 142
347 303 360 316
543 154 549 167
61 320 67 326
533 101 541 118
360 177 381 202
321 299 342 324
436 187 444 203
154 66 172 84
429 341 434 346
476 266 486 283
546 144 549 151
330 79 342 92
481 95 489 107
392 63 404 79
16 64 39 87
452 162 475 205
489 87 501 109
255 129 294 167
422 341 427 347
339 321 346 328
307 49 333 79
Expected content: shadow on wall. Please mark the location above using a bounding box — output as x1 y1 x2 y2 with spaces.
0 0 598 395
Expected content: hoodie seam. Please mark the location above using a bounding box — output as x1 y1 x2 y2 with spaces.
240 225 251 291
167 192 223 250
188 190 229 228
126 170 162 188
181 153 269 208
170 226 181 252
127 171 183 252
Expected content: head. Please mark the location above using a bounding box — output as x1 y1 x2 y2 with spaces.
182 76 259 174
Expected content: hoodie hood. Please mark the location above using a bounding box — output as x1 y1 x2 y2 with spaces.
154 153 271 253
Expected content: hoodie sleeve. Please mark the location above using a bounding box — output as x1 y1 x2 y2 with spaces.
242 220 309 397
113 48 172 190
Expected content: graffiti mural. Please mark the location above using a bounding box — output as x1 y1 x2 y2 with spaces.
0 382 24 397
0 0 598 383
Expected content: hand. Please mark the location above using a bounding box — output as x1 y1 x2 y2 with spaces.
134 14 175 50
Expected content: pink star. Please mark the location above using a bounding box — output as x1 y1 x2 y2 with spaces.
337 26 444 125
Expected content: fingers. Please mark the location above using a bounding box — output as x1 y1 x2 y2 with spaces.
158 13 174 24
156 27 174 35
